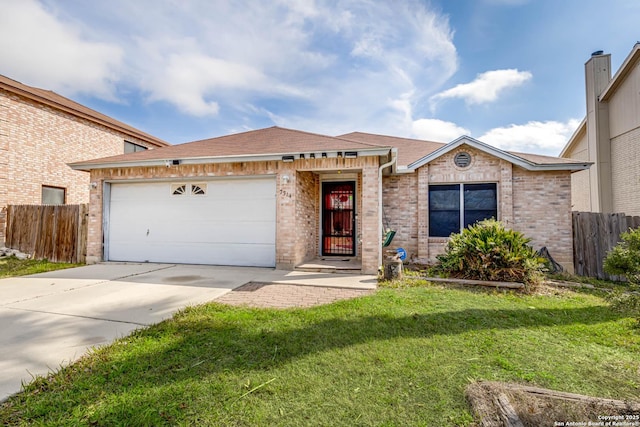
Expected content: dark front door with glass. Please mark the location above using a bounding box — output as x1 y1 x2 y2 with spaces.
322 182 355 256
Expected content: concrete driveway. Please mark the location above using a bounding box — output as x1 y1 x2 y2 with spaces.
0 262 376 402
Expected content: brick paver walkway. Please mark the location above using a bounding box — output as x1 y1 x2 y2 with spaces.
215 282 375 308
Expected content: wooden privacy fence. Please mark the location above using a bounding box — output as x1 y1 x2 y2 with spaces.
572 211 640 280
5 204 88 263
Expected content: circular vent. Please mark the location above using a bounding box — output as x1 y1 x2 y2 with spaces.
454 152 472 168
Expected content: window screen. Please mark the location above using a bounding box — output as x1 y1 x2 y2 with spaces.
124 141 147 153
42 186 66 205
429 183 497 237
429 184 460 237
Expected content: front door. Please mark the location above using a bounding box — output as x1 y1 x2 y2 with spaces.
322 181 356 256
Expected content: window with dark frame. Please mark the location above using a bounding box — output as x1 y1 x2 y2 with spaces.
42 185 66 205
124 141 147 153
429 183 497 237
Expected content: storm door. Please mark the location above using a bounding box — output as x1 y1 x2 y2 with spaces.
322 182 356 256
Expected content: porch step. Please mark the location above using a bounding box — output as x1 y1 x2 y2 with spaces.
295 258 362 275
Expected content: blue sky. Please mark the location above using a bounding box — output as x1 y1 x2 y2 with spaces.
1 0 639 156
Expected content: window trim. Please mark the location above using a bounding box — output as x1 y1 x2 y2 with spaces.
428 182 498 237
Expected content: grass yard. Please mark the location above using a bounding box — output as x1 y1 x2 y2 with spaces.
0 256 81 279
1 283 638 426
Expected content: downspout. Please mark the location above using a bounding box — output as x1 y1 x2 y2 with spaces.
378 148 398 269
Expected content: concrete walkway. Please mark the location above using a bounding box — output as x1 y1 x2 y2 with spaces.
0 263 376 401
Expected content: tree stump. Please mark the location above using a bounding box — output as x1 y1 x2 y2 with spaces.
383 259 403 280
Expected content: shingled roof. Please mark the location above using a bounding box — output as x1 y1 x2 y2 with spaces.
339 131 445 167
70 125 590 172
340 131 588 169
0 74 169 148
70 126 391 170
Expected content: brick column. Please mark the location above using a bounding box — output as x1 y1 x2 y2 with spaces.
86 171 104 264
499 160 514 227
361 162 380 274
417 166 429 262
276 169 296 270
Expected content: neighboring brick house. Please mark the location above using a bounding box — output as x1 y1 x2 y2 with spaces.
560 43 640 216
71 126 589 274
0 74 169 243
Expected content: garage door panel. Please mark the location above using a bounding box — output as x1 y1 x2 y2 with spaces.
114 221 276 245
107 178 276 267
109 242 275 267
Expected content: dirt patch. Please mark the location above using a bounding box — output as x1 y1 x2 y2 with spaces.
215 282 374 309
466 382 640 427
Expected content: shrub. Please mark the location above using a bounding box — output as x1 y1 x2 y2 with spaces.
436 219 544 290
606 291 640 328
604 227 640 284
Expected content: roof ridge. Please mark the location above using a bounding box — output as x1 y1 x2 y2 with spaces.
339 131 444 146
0 73 169 147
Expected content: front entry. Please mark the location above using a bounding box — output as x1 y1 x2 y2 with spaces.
322 181 356 256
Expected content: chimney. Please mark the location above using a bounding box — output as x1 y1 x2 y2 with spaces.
584 50 613 213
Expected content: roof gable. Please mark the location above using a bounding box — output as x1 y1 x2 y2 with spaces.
409 135 590 171
600 42 640 101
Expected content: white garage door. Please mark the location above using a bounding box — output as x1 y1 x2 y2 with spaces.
106 177 276 267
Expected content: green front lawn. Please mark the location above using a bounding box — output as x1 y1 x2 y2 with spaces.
0 256 81 279
1 284 638 426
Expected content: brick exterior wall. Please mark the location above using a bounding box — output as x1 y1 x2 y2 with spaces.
382 144 574 272
512 168 573 270
0 89 159 243
86 156 381 274
611 128 640 216
295 170 318 265
382 174 418 261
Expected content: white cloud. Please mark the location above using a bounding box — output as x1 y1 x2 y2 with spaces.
411 118 470 143
478 119 582 156
0 0 458 128
430 69 532 107
144 52 269 117
0 0 122 99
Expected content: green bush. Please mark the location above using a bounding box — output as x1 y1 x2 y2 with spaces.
435 219 544 290
604 227 640 284
606 291 640 328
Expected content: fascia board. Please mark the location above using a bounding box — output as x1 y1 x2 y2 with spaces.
406 135 591 172
69 147 392 171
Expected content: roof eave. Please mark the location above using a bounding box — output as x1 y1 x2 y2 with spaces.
559 117 587 158
404 135 592 172
0 81 169 148
600 42 640 102
69 147 392 171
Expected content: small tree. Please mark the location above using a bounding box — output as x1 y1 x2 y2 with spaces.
436 219 544 291
604 227 640 284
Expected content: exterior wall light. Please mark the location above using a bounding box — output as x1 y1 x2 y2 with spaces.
344 151 358 158
282 155 295 162
282 175 290 184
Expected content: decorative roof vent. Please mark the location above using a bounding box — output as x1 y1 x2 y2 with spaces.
454 152 472 168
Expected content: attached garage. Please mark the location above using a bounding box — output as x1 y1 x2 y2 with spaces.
105 176 276 267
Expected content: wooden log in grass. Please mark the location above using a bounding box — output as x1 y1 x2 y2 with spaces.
420 276 525 289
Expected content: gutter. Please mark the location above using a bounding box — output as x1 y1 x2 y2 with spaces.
69 148 393 172
378 148 398 269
